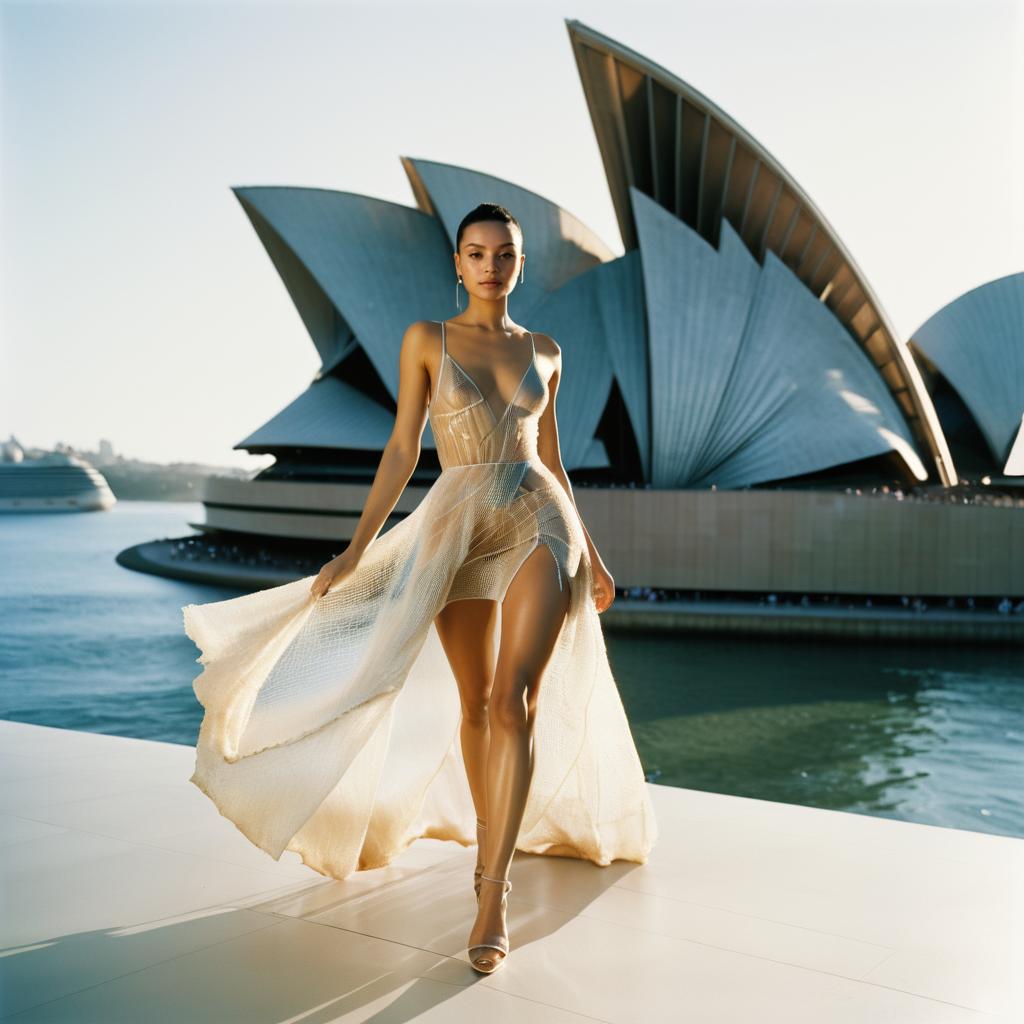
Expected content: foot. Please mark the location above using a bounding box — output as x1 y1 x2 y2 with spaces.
473 818 487 901
468 874 511 974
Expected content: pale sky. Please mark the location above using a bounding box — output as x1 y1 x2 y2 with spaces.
2 0 1021 469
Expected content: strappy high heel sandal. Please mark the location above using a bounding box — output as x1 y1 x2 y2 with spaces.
473 817 487 902
468 873 512 974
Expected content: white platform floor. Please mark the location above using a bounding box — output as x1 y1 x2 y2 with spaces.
1 719 1021 1022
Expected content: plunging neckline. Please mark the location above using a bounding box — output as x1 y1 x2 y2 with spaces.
437 320 536 427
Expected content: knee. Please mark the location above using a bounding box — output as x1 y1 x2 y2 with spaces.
489 698 528 732
488 680 532 732
461 697 490 727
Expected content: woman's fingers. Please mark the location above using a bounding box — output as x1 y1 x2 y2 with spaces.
309 552 357 600
310 568 334 599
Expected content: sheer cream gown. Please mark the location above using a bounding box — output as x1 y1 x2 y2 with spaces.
182 320 658 880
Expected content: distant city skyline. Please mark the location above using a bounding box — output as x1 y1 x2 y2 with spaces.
1 431 264 471
2 0 1021 469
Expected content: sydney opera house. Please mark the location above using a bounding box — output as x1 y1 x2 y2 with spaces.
128 20 1022 606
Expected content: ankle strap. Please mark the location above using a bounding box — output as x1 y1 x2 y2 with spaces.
479 873 511 889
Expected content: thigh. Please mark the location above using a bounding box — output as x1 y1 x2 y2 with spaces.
435 598 499 713
494 542 572 722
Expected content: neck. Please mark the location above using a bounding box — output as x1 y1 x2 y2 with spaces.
459 296 515 333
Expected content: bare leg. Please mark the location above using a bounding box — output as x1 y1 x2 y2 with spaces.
435 597 498 882
469 542 571 969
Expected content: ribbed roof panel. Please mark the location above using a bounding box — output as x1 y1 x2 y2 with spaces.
527 254 644 472
910 273 1024 474
236 376 401 452
235 187 452 400
566 17 956 486
635 188 923 487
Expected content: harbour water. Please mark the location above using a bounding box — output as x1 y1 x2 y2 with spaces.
1 501 1021 839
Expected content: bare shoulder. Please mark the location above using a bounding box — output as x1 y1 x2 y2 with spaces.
530 332 561 363
399 320 443 369
403 319 440 348
530 333 562 397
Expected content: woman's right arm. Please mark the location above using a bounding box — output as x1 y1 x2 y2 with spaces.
310 321 435 599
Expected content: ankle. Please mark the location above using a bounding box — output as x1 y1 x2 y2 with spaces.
478 873 511 891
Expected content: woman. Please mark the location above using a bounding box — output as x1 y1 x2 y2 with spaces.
183 203 657 977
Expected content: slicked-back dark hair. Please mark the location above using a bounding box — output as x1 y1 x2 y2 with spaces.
455 203 523 253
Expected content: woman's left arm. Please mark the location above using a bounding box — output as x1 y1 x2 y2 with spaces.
535 337 615 612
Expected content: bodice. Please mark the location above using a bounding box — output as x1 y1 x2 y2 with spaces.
428 322 548 471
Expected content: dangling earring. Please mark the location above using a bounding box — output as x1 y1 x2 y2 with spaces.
455 275 462 310
519 262 525 284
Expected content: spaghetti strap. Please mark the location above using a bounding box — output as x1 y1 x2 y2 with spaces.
428 321 447 412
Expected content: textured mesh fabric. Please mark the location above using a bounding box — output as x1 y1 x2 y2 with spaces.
182 320 658 879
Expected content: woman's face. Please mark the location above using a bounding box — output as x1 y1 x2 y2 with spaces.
456 221 523 299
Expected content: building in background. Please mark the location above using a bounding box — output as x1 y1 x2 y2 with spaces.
908 272 1024 482
122 19 1022 609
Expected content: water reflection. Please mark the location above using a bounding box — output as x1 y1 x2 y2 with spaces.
608 631 1024 838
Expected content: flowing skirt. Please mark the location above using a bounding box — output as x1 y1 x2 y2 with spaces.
182 464 658 879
